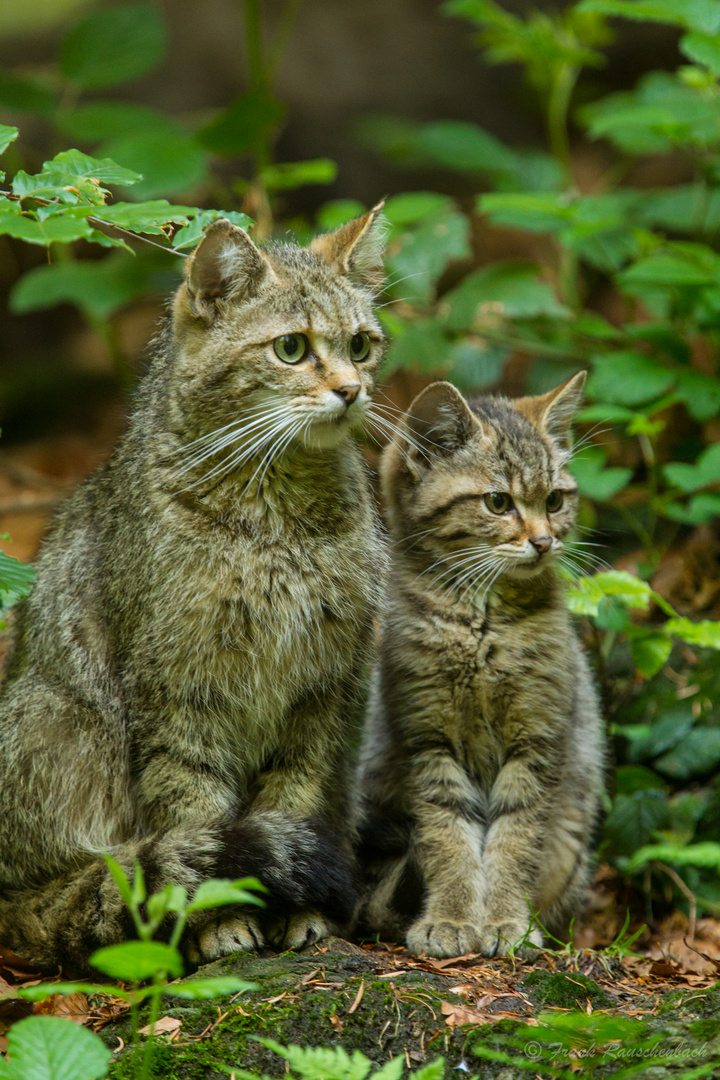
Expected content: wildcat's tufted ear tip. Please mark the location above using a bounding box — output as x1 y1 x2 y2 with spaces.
310 201 388 289
184 219 273 321
515 370 587 448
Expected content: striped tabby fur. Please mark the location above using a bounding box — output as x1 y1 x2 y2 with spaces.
355 374 605 958
0 208 388 973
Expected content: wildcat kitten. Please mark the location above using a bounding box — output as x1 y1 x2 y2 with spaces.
0 207 388 973
355 374 604 958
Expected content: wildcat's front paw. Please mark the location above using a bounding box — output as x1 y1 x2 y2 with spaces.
186 914 265 964
266 910 331 951
477 919 542 959
406 917 482 958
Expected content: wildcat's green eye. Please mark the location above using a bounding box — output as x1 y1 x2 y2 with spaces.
484 492 512 514
274 333 308 363
350 332 371 362
546 490 564 513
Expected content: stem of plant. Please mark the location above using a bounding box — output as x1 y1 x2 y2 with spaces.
139 976 165 1080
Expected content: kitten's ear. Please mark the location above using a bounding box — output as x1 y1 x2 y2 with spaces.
399 381 475 472
515 371 586 449
184 219 275 320
310 201 387 289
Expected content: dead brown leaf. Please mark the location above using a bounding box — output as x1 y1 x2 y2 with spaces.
35 992 90 1026
329 1011 343 1033
138 1015 182 1037
440 1000 488 1027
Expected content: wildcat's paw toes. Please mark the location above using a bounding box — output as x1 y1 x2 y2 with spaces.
477 921 542 958
266 910 331 951
406 918 482 958
187 915 265 964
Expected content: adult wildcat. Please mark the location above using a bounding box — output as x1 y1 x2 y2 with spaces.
0 208 387 973
355 374 604 958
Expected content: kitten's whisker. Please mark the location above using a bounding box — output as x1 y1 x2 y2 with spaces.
170 402 289 459
175 405 291 474
185 412 296 491
397 526 439 549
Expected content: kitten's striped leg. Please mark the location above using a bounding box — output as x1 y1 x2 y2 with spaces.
403 751 487 958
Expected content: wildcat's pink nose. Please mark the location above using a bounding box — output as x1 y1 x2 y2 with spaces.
333 384 360 405
530 535 552 554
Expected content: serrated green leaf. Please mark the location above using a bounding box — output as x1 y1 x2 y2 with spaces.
570 447 633 501
0 212 94 246
100 123 207 200
94 200 194 234
91 940 183 980
588 350 675 407
615 764 669 795
1 1016 110 1080
447 341 507 391
628 708 696 762
0 550 35 607
384 192 450 227
675 370 720 421
663 442 720 492
257 1041 375 1080
414 1060 445 1080
383 319 455 376
479 190 571 233
417 120 520 175
576 0 720 31
681 30 720 74
61 1 165 90
169 976 257 999
57 101 167 142
565 569 653 617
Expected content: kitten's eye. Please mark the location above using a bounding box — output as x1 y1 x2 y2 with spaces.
546 490 564 513
350 332 371 362
484 492 512 514
274 333 308 364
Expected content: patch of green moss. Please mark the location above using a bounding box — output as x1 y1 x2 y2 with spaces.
688 1017 720 1039
522 970 613 1009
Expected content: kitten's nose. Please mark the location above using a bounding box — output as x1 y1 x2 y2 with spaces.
333 384 360 405
530 535 553 554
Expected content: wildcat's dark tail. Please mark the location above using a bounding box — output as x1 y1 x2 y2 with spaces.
0 815 356 975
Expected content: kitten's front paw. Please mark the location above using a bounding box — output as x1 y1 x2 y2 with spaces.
186 914 265 964
266 910 331 951
406 918 482 958
477 920 543 959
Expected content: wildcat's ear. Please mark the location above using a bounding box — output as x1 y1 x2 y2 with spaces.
310 201 387 289
184 219 275 320
515 371 586 449
398 381 475 473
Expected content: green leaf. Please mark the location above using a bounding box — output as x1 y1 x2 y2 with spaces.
0 124 18 155
316 199 366 232
383 319 455 376
91 940 183 980
60 1 166 90
664 616 720 648
614 764 669 795
417 120 520 175
628 707 695 761
383 192 450 227
57 101 168 142
605 790 668 856
100 124 207 200
94 200 194 234
103 854 134 911
479 191 571 233
576 0 720 31
0 1016 110 1080
663 442 720 492
385 208 470 304
19 981 130 1002
675 370 720 421
0 72 55 117
414 1060 445 1080
0 209 94 246
570 447 633 501
186 877 265 915
259 159 337 192
257 1041 376 1080
0 550 35 607
655 728 720 779
629 630 673 678
444 260 568 328
197 90 285 157
10 250 178 321
588 350 675 407
664 492 720 524
565 569 653 617
169 976 257 999
627 840 720 873
681 31 720 74
446 341 507 391
13 150 142 204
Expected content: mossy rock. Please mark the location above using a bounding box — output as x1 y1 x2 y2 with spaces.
521 970 614 1009
689 1017 720 1039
